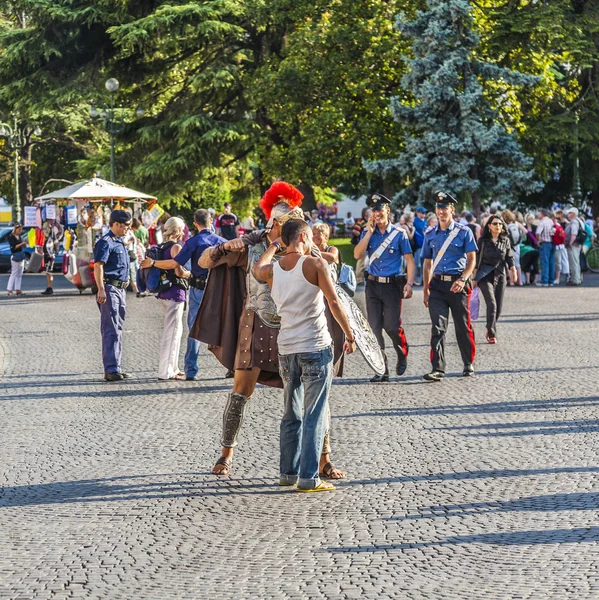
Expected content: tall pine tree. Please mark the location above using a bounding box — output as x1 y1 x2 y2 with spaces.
365 0 542 214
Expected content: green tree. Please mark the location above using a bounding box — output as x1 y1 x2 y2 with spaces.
365 0 542 214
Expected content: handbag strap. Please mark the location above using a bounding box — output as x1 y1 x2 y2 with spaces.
432 226 461 273
370 226 402 261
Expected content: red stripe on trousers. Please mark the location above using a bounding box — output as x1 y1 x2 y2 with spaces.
466 288 476 364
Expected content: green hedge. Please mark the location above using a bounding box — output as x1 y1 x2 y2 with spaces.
329 237 356 267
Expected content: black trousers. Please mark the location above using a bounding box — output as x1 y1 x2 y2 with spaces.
520 250 539 282
365 279 408 372
428 278 476 372
477 271 506 338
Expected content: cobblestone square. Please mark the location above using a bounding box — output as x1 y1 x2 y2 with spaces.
1 274 599 599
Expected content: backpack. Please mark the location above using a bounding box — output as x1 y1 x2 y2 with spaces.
575 218 588 245
507 223 524 248
138 242 189 294
338 263 357 297
552 222 566 246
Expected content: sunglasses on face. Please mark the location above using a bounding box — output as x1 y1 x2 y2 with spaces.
489 221 503 227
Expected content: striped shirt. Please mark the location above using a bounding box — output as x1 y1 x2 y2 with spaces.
535 217 555 243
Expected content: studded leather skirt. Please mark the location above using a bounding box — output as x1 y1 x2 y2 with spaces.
234 308 280 373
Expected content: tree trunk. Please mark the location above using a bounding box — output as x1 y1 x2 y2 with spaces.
21 143 33 206
297 182 316 213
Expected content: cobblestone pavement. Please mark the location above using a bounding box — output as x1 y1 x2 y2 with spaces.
1 272 599 599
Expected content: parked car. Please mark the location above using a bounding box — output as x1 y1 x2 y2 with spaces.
0 226 64 273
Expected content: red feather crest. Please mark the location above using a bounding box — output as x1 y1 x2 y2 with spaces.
260 182 304 220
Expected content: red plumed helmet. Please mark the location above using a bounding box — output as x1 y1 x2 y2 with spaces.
260 182 304 220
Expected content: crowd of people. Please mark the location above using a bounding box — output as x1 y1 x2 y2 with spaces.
6 185 598 492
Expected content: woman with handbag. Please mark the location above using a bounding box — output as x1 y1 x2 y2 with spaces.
7 224 27 296
473 216 517 344
156 217 191 380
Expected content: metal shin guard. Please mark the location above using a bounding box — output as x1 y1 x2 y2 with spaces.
221 392 251 448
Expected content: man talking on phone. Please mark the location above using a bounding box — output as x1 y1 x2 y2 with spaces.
354 194 416 382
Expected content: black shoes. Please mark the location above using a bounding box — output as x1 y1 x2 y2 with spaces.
225 370 235 379
104 372 130 381
41 287 53 295
396 355 408 376
104 373 123 382
186 375 197 381
463 364 475 377
423 370 445 382
370 373 390 383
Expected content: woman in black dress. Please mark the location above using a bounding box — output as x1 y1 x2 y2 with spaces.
473 216 517 344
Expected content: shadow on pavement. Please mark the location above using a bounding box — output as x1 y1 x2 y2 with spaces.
335 394 599 419
431 418 599 436
4 466 599 508
325 527 599 552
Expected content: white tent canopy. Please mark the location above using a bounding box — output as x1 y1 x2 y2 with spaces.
35 177 156 202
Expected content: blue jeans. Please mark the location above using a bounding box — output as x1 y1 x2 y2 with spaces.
414 246 423 280
184 287 204 378
279 346 333 489
539 242 555 284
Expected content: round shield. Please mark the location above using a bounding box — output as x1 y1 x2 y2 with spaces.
335 285 386 375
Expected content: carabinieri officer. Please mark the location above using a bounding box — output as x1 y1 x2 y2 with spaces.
141 209 226 380
354 193 415 382
422 192 478 381
93 209 132 382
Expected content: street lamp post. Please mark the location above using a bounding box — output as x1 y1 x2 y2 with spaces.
572 112 582 202
90 78 145 182
0 115 42 223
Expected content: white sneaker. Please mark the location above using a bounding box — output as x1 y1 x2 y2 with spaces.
553 279 560 285
535 282 548 287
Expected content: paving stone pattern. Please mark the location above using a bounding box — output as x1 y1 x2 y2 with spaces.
1 274 599 599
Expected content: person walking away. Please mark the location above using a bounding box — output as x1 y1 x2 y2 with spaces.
142 209 225 380
350 207 371 285
422 192 478 381
93 210 133 381
565 207 585 286
473 216 516 344
502 210 526 286
354 194 415 382
413 206 427 284
254 219 356 492
216 202 240 240
123 227 141 295
7 224 27 296
241 212 256 234
551 210 569 285
41 222 62 295
152 217 192 380
535 209 555 287
131 217 149 248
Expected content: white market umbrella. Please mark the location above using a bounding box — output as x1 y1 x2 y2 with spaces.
35 177 156 203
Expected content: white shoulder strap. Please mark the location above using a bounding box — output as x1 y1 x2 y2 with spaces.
432 227 461 273
371 226 402 261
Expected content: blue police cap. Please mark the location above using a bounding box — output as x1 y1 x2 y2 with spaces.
109 209 132 225
434 191 458 208
366 193 392 210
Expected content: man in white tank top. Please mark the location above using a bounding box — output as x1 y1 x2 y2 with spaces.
254 219 356 492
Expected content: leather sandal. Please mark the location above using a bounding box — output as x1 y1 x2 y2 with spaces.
212 456 233 476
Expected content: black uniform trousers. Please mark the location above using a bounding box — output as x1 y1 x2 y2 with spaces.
428 278 476 372
477 270 506 338
365 279 408 373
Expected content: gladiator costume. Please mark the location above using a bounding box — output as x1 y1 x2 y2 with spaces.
190 184 344 452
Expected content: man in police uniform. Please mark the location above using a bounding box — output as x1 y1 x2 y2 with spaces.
141 209 226 380
422 192 478 381
354 193 415 382
93 209 132 382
